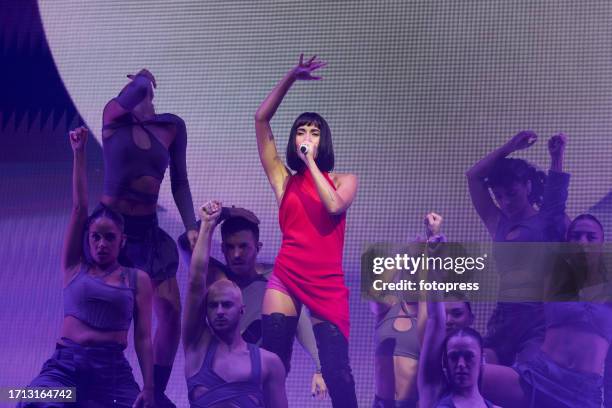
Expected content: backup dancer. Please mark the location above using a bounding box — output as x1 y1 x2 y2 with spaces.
178 207 328 399
466 132 569 365
369 213 445 407
21 127 154 407
101 68 198 406
183 201 287 407
480 214 611 407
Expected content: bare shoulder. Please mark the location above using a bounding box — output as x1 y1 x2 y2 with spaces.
134 268 149 280
260 347 285 376
63 262 84 287
330 172 358 188
134 269 153 292
260 347 280 363
331 172 357 184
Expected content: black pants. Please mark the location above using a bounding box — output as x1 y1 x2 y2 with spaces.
262 315 358 407
19 339 140 407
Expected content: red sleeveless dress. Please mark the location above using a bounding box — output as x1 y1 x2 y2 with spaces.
273 170 350 339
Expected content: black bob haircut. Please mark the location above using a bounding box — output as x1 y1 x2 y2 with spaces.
286 112 334 173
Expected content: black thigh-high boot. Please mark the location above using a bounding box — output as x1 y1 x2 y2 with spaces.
261 313 299 374
314 322 358 408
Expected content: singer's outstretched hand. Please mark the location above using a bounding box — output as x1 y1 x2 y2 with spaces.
291 54 327 81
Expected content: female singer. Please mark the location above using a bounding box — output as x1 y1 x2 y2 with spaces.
254 55 358 407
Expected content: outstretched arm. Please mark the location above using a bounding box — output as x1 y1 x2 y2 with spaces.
255 55 326 204
62 127 89 282
548 133 566 174
168 116 198 248
466 131 537 237
418 300 447 408
183 201 221 350
417 212 448 407
416 212 445 345
543 134 571 235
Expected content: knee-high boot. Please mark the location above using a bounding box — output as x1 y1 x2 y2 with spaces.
261 313 299 375
314 321 358 408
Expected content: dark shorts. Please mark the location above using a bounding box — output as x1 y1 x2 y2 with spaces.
18 339 140 407
514 350 603 408
483 302 545 366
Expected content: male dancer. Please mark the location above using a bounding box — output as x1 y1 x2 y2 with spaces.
179 205 328 398
183 201 287 407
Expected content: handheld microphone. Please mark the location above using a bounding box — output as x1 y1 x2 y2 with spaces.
299 144 309 154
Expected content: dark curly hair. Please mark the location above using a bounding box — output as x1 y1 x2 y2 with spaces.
485 158 546 208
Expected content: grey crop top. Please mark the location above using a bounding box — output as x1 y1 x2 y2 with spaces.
374 302 420 359
63 264 136 331
493 171 570 296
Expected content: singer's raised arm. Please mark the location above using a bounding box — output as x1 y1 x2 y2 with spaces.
254 75 293 204
254 55 326 205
